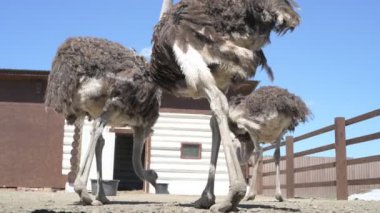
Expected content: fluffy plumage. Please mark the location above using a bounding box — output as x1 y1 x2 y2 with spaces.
229 86 311 139
45 37 161 128
151 0 300 94
247 86 309 130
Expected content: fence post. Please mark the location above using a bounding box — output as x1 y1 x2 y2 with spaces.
335 117 348 200
286 136 295 198
256 160 263 195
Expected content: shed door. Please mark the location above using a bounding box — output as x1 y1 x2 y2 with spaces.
113 134 144 190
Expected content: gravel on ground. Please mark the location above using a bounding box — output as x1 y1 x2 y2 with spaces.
0 189 379 213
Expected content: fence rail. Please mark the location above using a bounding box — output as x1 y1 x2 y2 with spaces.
257 109 380 200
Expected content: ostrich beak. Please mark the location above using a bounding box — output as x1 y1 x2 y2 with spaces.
274 12 300 35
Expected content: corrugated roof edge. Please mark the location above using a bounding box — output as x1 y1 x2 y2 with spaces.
0 68 50 80
0 68 49 74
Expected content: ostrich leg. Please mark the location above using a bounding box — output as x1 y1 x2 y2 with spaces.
92 134 110 205
132 126 158 189
194 115 220 209
244 133 262 201
204 86 246 212
74 114 109 205
274 140 284 201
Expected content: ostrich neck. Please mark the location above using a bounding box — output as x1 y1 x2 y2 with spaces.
159 0 173 20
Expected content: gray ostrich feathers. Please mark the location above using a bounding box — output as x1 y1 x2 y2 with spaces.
45 37 161 129
230 86 311 134
151 0 300 93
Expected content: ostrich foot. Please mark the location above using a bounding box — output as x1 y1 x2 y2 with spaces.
91 195 111 206
74 180 93 205
76 188 93 205
244 193 256 201
194 191 215 209
210 183 245 212
275 194 284 202
91 197 110 206
210 202 239 213
91 200 103 206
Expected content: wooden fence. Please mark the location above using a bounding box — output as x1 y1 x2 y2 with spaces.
254 109 380 199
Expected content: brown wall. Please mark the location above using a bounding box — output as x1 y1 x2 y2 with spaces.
0 72 66 188
0 80 46 103
161 92 210 111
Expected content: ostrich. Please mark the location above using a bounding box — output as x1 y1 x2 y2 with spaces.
151 0 300 211
230 86 311 201
202 86 311 204
45 37 161 205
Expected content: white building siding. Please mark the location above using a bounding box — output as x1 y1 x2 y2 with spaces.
62 113 230 195
62 122 75 175
150 112 229 195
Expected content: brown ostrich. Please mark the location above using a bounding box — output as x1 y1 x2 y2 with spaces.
151 0 300 211
45 37 161 205
202 86 311 204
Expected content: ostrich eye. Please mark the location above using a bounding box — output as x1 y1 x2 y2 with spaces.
254 6 264 12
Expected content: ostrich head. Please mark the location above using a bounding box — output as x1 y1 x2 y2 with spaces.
247 0 300 34
145 169 158 188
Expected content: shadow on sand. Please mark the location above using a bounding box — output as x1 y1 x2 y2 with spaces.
32 201 162 213
239 203 301 212
177 202 301 212
70 200 161 206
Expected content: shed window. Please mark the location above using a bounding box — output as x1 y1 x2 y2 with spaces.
181 143 202 159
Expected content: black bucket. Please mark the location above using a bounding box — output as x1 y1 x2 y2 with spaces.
91 179 120 196
155 183 170 194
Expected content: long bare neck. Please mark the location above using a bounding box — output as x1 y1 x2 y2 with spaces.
159 0 173 20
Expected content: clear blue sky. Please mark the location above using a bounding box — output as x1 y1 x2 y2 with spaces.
1 0 379 158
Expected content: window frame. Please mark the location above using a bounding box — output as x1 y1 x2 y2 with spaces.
180 142 202 159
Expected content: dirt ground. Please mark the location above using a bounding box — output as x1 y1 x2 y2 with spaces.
0 189 379 213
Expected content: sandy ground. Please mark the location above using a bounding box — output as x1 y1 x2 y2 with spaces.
0 189 380 213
